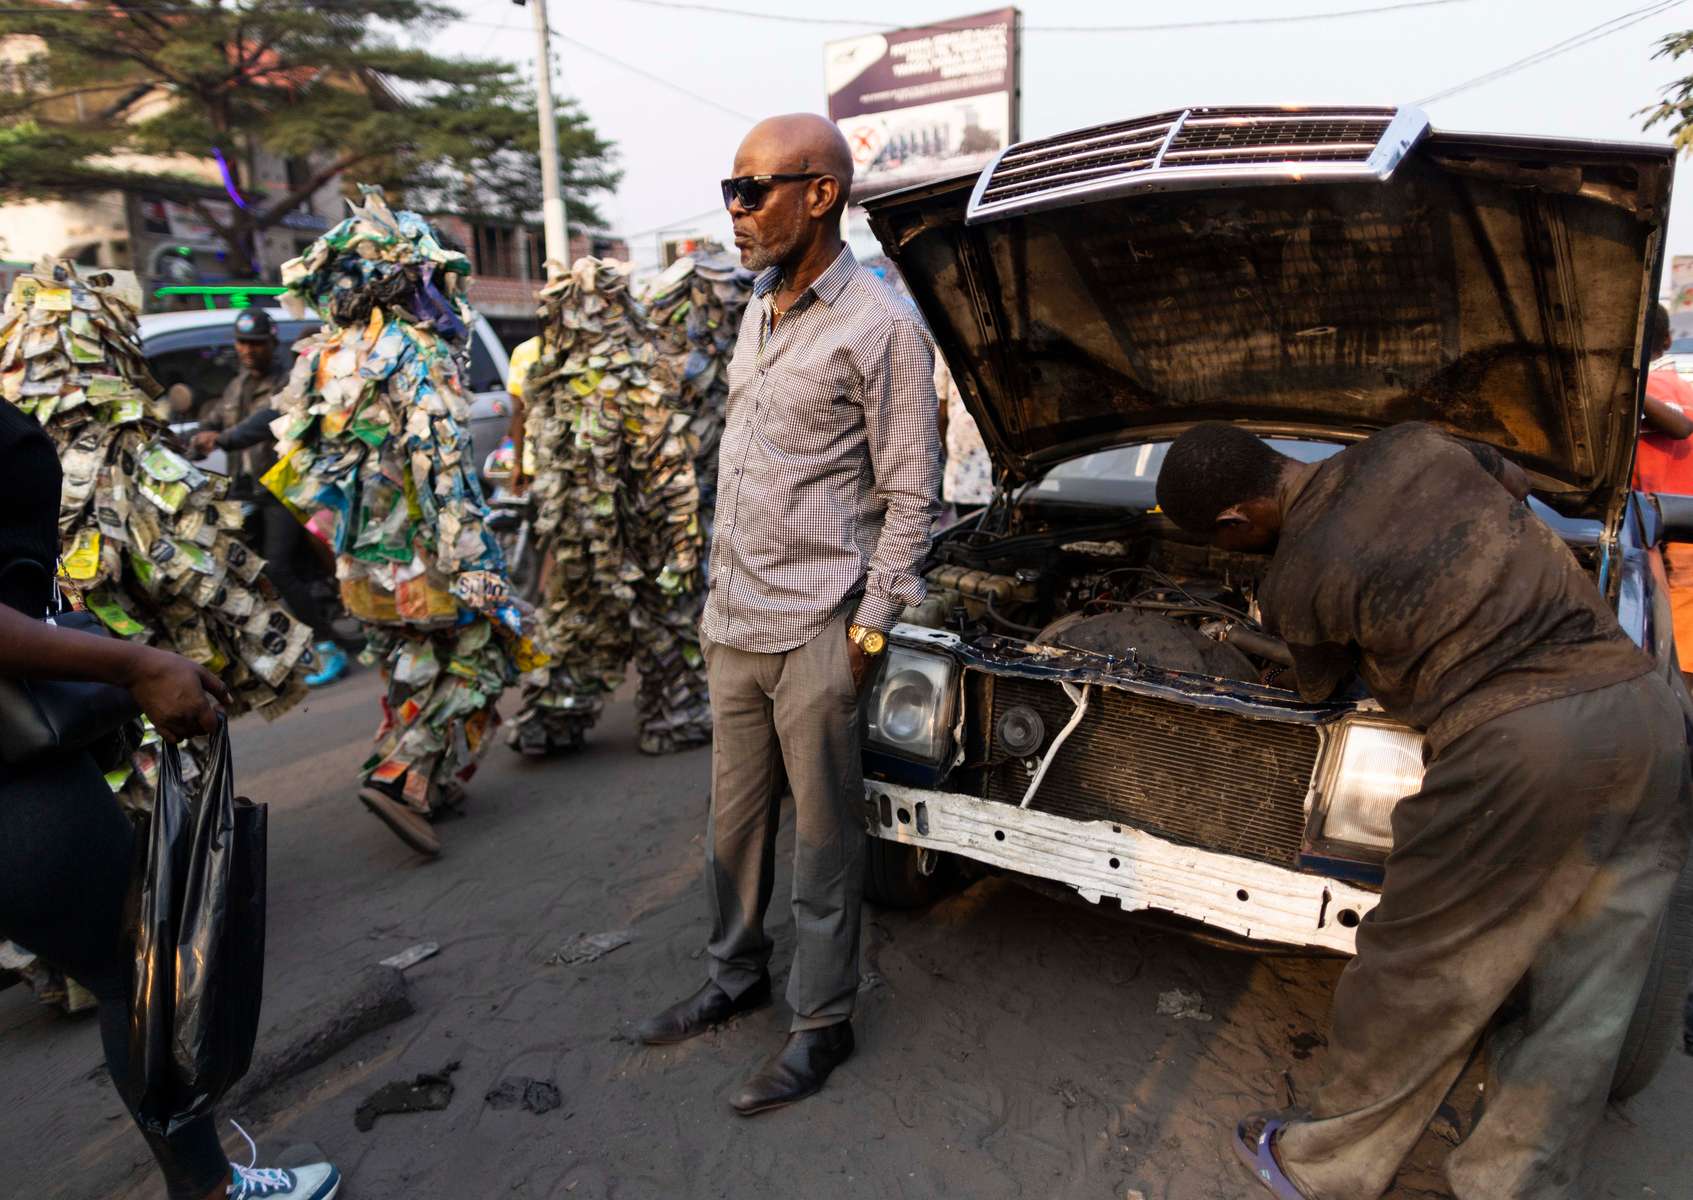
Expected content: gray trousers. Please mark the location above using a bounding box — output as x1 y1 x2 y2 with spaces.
701 612 866 1031
1279 672 1692 1199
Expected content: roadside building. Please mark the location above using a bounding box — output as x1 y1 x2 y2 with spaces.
424 211 630 350
0 31 351 308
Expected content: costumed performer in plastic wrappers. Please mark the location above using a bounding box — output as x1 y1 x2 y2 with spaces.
265 188 548 857
0 258 313 1005
510 257 710 758
641 248 755 538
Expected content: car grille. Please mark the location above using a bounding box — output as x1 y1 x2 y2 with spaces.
968 105 1427 223
983 675 1320 867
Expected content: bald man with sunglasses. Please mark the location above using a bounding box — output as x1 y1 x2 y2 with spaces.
637 113 941 1115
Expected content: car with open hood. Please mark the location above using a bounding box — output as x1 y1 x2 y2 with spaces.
855 104 1693 1098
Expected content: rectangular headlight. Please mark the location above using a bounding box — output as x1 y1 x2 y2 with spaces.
1313 719 1425 855
865 646 957 763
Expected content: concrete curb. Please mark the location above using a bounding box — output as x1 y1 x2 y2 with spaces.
228 964 414 1111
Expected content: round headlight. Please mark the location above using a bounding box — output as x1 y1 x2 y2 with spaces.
879 670 936 744
996 704 1046 756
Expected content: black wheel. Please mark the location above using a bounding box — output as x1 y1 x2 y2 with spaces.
1611 846 1693 1101
863 834 958 909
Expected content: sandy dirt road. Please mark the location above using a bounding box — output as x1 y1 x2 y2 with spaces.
3 669 1686 1199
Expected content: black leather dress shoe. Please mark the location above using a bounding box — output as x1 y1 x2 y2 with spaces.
729 1022 855 1116
637 974 771 1046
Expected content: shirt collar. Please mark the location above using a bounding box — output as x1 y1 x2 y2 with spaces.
752 244 857 306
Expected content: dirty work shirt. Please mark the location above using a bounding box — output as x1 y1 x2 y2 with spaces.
1260 422 1649 754
702 245 941 653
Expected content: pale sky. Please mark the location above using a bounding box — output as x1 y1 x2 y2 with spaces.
439 0 1693 274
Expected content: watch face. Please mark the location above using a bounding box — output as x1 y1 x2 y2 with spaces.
863 630 886 654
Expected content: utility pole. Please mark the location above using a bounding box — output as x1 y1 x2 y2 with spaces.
519 0 570 267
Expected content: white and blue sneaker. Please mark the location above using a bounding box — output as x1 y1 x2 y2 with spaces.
305 641 349 688
226 1123 341 1200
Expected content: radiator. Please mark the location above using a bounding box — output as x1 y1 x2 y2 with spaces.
983 674 1320 867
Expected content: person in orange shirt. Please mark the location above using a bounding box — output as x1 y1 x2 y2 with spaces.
1634 303 1693 681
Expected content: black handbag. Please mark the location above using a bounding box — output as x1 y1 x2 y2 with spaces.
0 559 142 766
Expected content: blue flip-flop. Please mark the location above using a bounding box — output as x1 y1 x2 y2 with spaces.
1230 1112 1309 1200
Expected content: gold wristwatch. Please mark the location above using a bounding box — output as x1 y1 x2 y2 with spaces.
847 623 887 655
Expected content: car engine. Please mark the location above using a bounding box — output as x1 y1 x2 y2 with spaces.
902 511 1296 684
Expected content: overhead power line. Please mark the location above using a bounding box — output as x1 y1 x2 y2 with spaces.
614 0 1474 33
1415 0 1687 105
547 28 758 125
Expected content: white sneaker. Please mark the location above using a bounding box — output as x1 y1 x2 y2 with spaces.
228 1162 339 1200
225 1122 341 1200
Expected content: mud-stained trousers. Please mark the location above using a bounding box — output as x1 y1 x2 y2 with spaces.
700 611 867 1031
1277 672 1692 1199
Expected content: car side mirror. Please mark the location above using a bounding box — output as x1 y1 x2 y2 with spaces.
1651 493 1693 543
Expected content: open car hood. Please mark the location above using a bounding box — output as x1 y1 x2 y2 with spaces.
862 107 1674 518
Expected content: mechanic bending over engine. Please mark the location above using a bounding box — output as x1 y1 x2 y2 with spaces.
187 309 356 687
1156 421 1691 1200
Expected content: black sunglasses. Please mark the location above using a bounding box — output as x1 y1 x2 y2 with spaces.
720 173 830 212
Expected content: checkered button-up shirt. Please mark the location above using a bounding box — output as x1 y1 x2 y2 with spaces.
702 245 941 653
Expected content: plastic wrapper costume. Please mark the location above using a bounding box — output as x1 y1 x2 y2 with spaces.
265 190 545 814
640 249 754 534
512 257 709 757
0 260 311 806
1 260 310 1006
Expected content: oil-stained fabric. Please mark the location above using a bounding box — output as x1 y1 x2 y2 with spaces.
1261 422 1650 755
1276 672 1691 1199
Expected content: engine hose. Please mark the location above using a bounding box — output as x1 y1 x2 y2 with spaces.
985 594 1043 637
1223 624 1295 667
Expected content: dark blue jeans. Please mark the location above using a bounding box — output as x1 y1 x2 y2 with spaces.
0 749 229 1199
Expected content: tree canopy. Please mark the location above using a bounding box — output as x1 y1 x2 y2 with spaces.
0 0 619 277
1643 30 1693 152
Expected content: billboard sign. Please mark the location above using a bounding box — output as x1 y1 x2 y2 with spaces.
825 7 1019 201
1671 255 1693 315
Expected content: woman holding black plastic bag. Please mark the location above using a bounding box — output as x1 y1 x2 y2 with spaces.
0 401 338 1200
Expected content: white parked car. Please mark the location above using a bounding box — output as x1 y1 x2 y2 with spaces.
141 303 513 475
858 103 1693 1100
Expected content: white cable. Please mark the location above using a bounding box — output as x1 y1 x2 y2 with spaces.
1415 0 1685 106
1019 682 1089 810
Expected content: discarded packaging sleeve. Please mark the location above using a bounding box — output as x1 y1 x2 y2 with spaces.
513 256 710 757
0 258 313 819
267 187 548 813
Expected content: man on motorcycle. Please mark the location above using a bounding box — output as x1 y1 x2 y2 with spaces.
188 309 352 686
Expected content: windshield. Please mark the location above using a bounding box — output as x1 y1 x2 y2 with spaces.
1029 439 1341 507
1027 438 1601 544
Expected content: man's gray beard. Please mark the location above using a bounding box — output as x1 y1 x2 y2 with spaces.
740 243 777 271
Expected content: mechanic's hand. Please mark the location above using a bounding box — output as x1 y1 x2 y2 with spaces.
845 630 870 693
187 430 220 460
125 647 230 743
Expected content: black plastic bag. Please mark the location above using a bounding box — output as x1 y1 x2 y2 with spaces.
125 718 268 1135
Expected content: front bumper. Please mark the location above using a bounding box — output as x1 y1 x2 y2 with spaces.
865 782 1379 954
